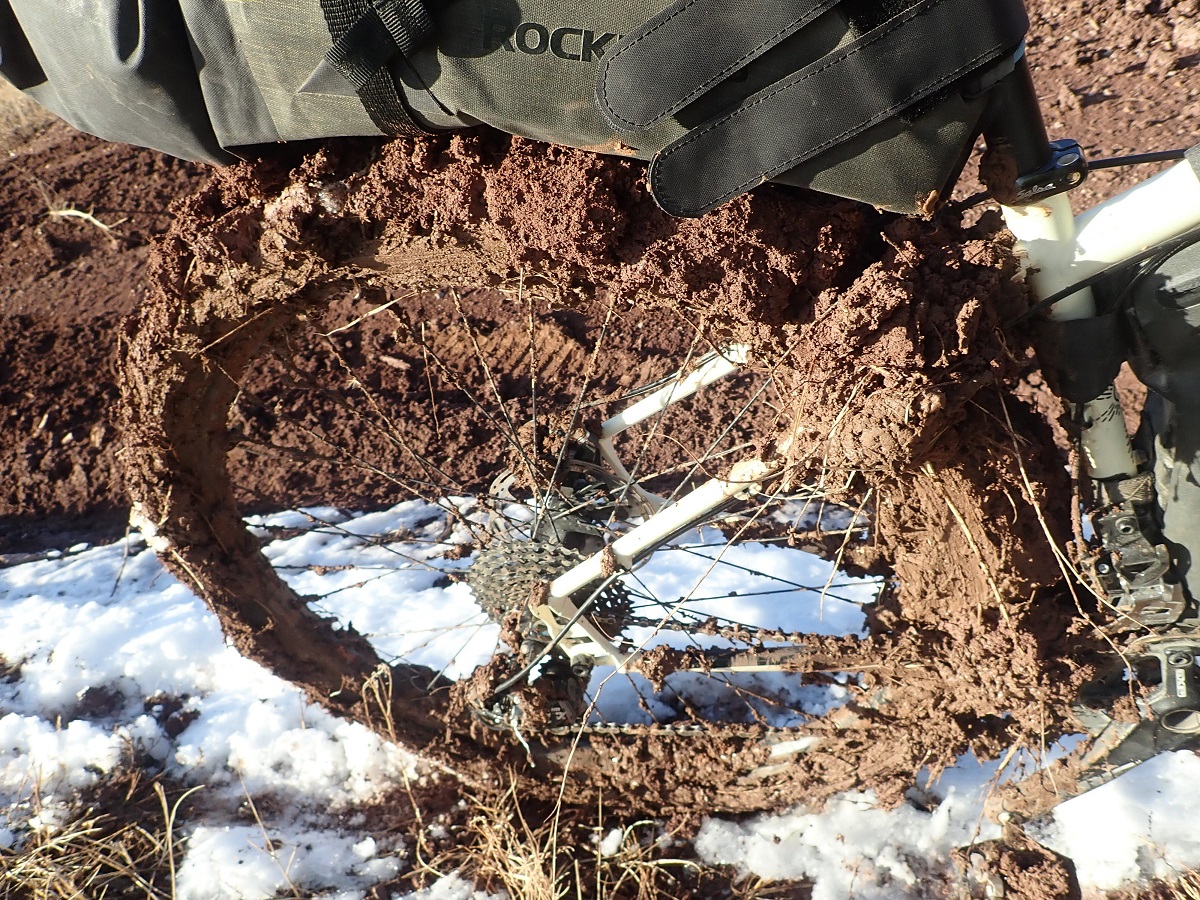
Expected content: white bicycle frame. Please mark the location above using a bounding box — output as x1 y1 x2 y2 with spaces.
539 158 1200 673
1003 160 1200 479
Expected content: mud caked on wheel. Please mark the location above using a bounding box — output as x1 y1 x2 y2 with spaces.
123 267 893 810
116 153 905 813
119 136 1135 818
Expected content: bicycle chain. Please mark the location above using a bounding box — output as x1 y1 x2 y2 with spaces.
470 490 1200 764
599 612 824 646
543 720 779 738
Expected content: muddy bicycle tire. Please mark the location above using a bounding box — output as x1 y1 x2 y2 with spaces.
119 133 1110 815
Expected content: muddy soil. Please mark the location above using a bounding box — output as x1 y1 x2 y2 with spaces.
2 0 1198 835
0 122 205 553
4 0 1195 543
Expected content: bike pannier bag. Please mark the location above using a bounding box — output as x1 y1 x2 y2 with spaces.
1 0 1029 216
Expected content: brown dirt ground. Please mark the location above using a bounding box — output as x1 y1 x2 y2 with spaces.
0 97 207 554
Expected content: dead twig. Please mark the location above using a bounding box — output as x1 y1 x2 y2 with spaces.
31 178 127 240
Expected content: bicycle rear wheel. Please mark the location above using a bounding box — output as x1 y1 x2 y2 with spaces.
119 132 1094 816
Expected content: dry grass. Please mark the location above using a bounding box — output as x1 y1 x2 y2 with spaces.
1113 870 1200 899
0 767 195 900
6 755 809 899
0 79 53 156
1163 873 1200 900
30 178 128 241
394 781 807 900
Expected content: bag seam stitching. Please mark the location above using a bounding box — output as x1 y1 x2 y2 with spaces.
655 0 1011 213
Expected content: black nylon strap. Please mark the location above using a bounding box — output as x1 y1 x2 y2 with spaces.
647 0 1028 217
319 0 434 134
598 0 841 130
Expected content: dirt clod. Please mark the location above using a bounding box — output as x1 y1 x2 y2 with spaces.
954 836 1082 900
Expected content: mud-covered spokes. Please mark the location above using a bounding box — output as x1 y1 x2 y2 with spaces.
548 475 883 730
226 285 885 732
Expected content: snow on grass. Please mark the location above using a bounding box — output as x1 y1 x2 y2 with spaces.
0 518 431 898
693 742 1091 900
0 534 421 809
696 792 971 900
395 873 502 899
1 500 1199 897
177 827 401 900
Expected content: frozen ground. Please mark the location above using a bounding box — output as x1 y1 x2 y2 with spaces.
1 501 1199 898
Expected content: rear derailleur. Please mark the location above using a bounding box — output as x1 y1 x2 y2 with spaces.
469 651 595 743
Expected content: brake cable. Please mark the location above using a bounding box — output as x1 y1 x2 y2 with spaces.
949 147 1190 215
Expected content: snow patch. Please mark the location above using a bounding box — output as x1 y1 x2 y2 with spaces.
1036 750 1200 890
396 873 504 899
2 504 1199 897
176 823 402 900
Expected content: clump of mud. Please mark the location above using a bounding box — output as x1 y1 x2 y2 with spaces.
953 836 1082 899
122 129 1106 815
347 134 870 341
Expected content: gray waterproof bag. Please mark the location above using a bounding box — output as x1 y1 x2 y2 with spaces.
1 0 1028 215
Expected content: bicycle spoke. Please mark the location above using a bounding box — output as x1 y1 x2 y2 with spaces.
207 280 886 741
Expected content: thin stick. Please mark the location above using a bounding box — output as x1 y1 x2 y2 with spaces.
155 782 204 898
321 290 416 336
46 207 127 233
